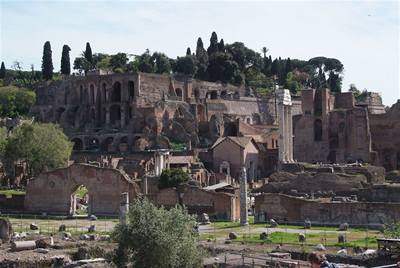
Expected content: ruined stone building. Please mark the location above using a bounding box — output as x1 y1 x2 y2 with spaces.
292 88 399 170
32 72 296 154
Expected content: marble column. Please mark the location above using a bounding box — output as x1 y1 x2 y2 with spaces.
240 167 248 226
119 192 129 225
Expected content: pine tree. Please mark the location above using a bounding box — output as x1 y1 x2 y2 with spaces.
285 58 292 74
60 45 71 75
42 41 53 80
0 62 6 79
84 42 93 64
207 32 219 56
186 47 191 56
218 39 225 52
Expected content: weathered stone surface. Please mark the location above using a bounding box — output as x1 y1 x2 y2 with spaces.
198 213 210 225
270 219 278 228
338 234 346 243
0 218 12 242
25 163 140 215
314 244 326 251
30 223 39 230
338 223 349 231
88 225 96 233
304 220 311 229
229 232 238 240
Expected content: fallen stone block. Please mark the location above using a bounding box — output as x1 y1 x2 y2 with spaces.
30 223 39 230
228 232 238 240
11 240 37 251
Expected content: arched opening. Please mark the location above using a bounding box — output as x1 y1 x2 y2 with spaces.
314 119 323 141
208 91 218 99
119 136 129 152
194 89 200 100
128 81 135 101
102 83 107 103
70 185 90 216
175 88 183 100
101 137 114 152
246 117 251 124
110 105 121 126
72 138 83 151
111 82 121 102
89 84 95 105
252 114 261 125
220 90 227 99
55 108 65 123
86 137 100 151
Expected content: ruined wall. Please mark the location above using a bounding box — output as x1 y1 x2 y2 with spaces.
293 89 373 164
369 100 400 171
25 164 140 215
255 193 400 225
0 194 25 211
155 185 239 221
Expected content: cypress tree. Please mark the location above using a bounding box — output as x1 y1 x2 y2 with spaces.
0 61 5 79
60 45 71 75
84 42 93 64
207 32 219 56
42 41 54 80
218 39 225 52
186 47 191 56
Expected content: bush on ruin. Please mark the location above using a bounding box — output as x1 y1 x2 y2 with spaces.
112 198 203 267
159 168 190 189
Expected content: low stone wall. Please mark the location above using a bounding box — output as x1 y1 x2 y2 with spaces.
0 194 25 211
254 193 400 225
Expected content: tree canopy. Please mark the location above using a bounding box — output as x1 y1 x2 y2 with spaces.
159 168 190 189
0 62 6 79
112 198 203 267
0 86 36 118
3 123 72 179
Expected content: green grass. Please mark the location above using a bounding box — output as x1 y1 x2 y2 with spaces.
170 141 186 151
0 189 26 197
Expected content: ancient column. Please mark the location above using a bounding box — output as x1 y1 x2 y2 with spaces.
278 89 293 164
119 192 129 225
239 167 248 226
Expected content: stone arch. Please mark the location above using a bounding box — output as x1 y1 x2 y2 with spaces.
118 136 129 152
314 119 323 141
245 117 252 124
101 137 114 152
86 136 99 151
128 80 135 101
24 164 140 215
111 81 122 102
110 105 121 126
72 138 83 151
175 88 183 100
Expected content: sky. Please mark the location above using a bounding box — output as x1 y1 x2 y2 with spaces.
0 0 399 105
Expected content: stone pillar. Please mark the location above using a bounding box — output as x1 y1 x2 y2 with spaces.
143 175 148 195
105 107 110 126
239 167 248 226
278 89 293 164
119 192 129 225
120 107 125 128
